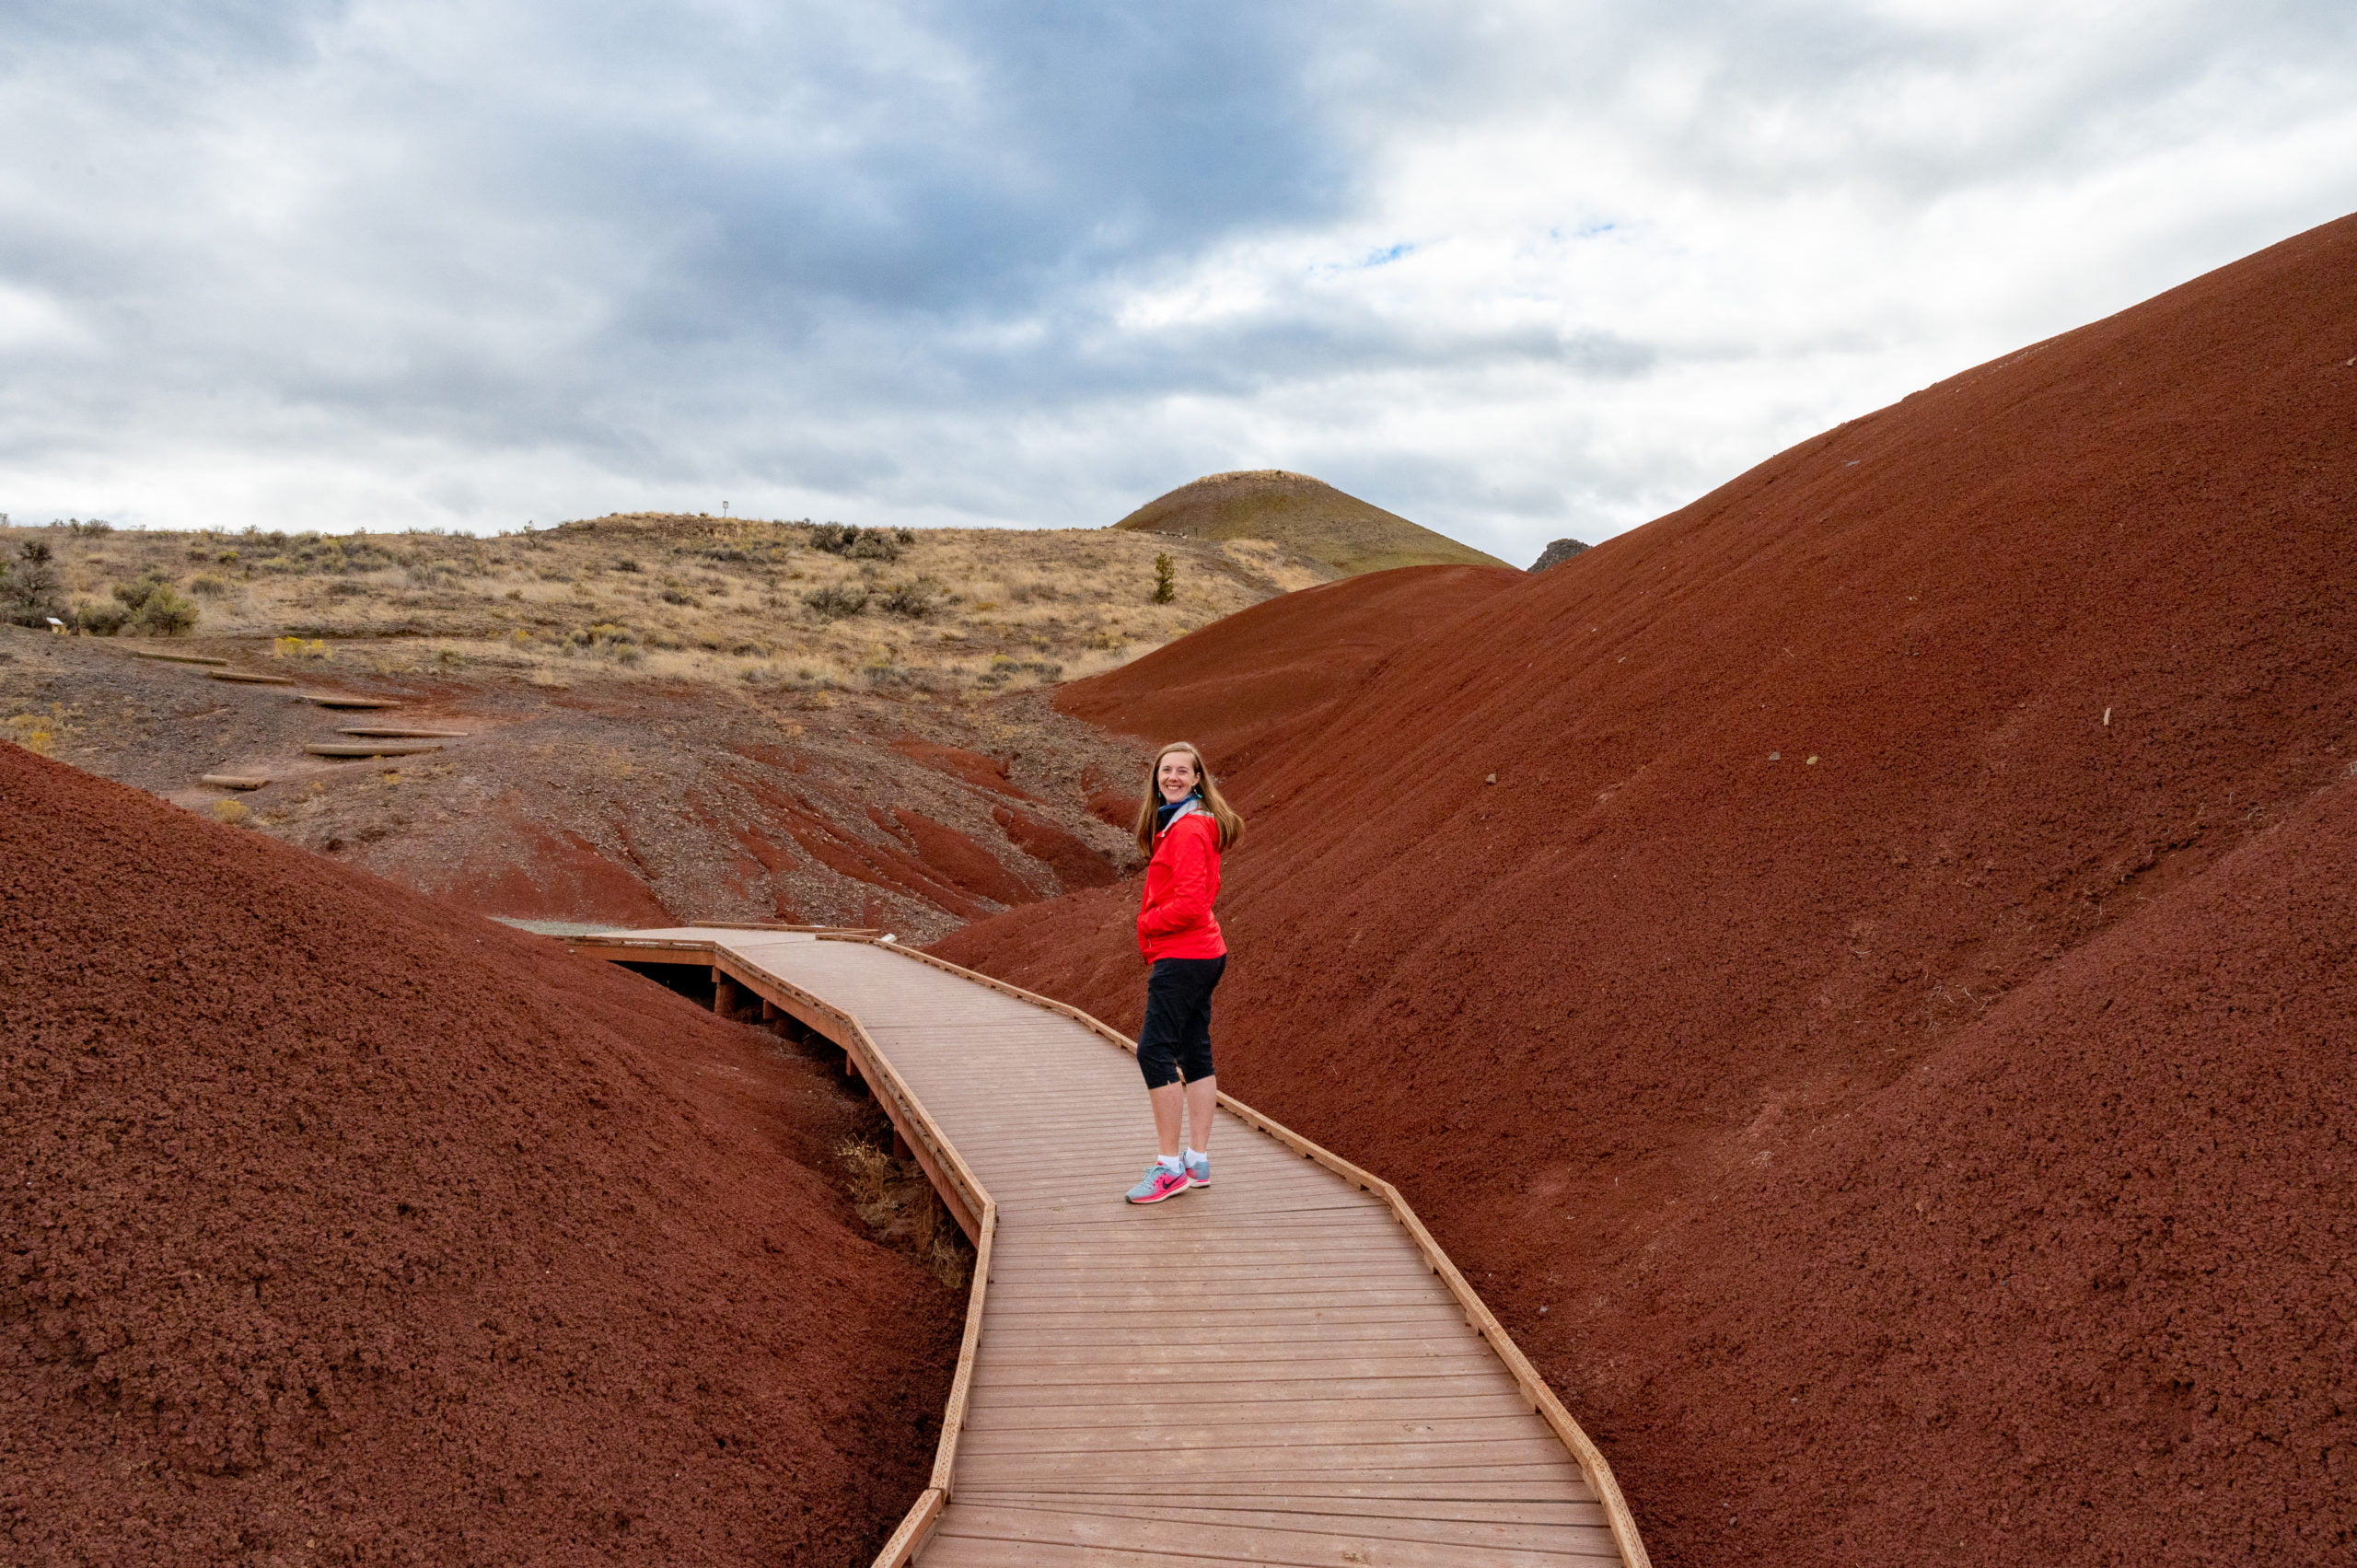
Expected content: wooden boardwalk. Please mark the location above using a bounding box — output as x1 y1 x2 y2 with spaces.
572 925 1649 1568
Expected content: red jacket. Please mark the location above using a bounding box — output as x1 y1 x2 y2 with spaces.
1137 807 1226 962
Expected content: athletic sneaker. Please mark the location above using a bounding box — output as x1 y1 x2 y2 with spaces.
1185 1152 1211 1188
1125 1163 1191 1204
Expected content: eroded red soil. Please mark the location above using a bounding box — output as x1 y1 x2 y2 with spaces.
1 744 958 1565
0 646 1141 940
1055 562 1517 771
936 214 2357 1562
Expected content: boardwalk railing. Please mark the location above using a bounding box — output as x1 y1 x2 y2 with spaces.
572 925 1651 1568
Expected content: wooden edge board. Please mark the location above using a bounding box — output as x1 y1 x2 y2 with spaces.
132 650 231 666
564 939 717 962
935 1212 995 1490
586 938 712 950
828 935 1654 1568
200 773 268 789
870 1486 945 1567
690 920 884 933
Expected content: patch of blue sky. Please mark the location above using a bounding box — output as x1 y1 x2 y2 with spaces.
1306 241 1418 280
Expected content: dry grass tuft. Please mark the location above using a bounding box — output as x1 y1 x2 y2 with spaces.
837 1137 972 1289
5 712 56 756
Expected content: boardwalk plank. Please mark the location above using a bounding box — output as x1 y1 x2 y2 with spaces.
951 1435 1580 1479
969 1491 1608 1526
956 1472 1596 1502
966 1367 1517 1396
962 1392 1535 1428
946 1497 1621 1556
956 1420 1570 1459
928 1502 1612 1565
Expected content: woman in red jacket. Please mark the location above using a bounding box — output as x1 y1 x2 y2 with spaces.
1123 740 1245 1204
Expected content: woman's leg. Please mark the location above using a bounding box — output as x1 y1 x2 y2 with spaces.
1136 960 1190 1165
1182 1074 1217 1155
1149 1081 1186 1159
1178 956 1225 1158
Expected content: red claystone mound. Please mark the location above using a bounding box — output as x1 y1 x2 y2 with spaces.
1 745 956 1564
888 738 1037 800
1056 562 1519 768
989 804 1117 891
448 814 679 926
938 213 2357 1564
884 806 1037 907
1085 789 1136 830
1605 772 2357 1564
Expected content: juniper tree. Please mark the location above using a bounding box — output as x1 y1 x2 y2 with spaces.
0 540 64 627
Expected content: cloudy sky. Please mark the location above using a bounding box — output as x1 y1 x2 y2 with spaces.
4 1 2353 562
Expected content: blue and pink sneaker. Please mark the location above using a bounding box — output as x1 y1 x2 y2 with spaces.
1125 1162 1191 1203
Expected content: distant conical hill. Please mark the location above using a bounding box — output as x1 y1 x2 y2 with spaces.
1111 470 1514 575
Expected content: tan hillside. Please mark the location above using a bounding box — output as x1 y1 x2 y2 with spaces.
1111 470 1515 575
5 512 1333 697
0 512 1334 939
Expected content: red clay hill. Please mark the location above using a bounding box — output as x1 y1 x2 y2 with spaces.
1 743 958 1563
935 214 2357 1563
1058 562 1521 774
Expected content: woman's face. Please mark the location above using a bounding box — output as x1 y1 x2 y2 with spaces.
1156 749 1200 804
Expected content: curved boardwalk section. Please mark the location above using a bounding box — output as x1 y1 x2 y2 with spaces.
573 926 1648 1568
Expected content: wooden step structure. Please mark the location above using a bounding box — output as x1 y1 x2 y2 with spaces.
303 739 447 759
335 726 470 738
570 925 1651 1568
298 693 401 709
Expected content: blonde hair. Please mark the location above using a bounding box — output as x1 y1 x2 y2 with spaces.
1133 741 1245 855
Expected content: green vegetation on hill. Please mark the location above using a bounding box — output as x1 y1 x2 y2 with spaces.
1112 470 1515 576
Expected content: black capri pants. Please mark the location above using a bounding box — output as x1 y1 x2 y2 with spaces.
1137 955 1225 1090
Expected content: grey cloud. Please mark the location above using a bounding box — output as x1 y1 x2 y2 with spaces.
0 0 2351 554
0 0 1372 458
1337 0 2357 203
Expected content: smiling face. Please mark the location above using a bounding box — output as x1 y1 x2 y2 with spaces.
1155 748 1201 804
